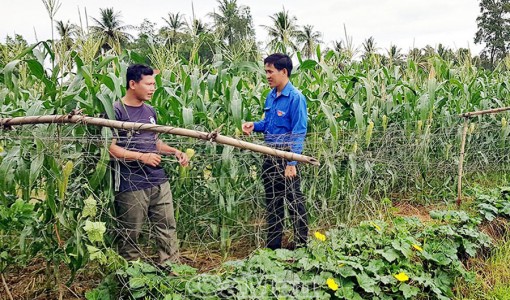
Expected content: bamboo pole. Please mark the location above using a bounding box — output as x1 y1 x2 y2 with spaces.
459 106 510 118
457 118 469 207
456 106 510 206
0 115 320 166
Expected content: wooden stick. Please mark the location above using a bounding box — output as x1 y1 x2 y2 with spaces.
459 106 510 118
1 273 14 300
0 115 320 166
457 118 469 207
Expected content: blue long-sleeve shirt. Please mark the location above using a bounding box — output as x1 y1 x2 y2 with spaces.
253 82 307 166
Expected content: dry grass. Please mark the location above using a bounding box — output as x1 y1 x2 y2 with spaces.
0 259 102 300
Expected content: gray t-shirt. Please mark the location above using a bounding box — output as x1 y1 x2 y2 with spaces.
112 101 167 192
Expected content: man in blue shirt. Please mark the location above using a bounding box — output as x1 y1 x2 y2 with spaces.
242 53 308 250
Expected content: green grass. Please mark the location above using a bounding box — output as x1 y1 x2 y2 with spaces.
455 232 510 300
484 236 510 299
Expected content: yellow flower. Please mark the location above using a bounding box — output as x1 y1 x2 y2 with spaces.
469 123 475 134
185 148 195 160
326 278 339 291
250 165 257 180
394 272 410 282
370 222 382 232
382 115 388 132
412 244 423 252
203 165 212 180
314 231 326 242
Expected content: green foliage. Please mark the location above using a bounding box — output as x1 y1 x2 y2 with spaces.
209 0 256 47
474 0 510 68
474 186 510 221
0 198 36 271
262 8 300 54
83 220 106 244
89 212 493 299
89 7 134 54
1 25 510 296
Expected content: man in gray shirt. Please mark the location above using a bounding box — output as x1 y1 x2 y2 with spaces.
109 64 189 264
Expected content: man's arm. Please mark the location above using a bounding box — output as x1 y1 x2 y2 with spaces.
287 94 308 167
253 118 267 133
243 98 269 135
156 140 189 166
243 118 266 135
109 139 162 167
253 102 269 132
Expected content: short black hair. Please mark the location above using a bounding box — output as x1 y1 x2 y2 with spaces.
264 53 293 77
126 64 153 89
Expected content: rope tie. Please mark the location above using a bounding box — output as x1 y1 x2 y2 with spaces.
207 124 224 142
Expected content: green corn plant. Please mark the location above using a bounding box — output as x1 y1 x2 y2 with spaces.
2 30 510 289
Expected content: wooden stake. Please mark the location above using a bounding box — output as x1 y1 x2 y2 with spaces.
0 115 320 166
457 118 469 207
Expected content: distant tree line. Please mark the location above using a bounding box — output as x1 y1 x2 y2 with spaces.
1 0 509 69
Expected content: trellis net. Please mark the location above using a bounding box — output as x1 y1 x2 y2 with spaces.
1 118 510 266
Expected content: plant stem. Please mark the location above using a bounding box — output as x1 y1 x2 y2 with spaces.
1 273 14 300
457 118 469 207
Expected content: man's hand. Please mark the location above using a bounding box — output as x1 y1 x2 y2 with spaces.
175 151 189 167
139 153 162 167
242 122 254 135
285 165 297 178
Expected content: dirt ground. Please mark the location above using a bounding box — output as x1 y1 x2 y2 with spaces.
392 201 437 223
1 259 101 300
0 239 259 300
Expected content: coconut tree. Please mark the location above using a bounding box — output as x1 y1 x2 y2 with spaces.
423 45 437 59
181 18 215 64
161 12 186 46
437 44 454 61
187 18 209 37
386 44 404 66
55 20 78 49
408 47 426 67
261 8 300 54
362 36 378 59
333 40 344 53
55 20 80 74
89 7 134 53
296 25 322 59
209 0 254 47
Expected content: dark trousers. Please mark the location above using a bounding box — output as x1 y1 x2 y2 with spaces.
262 157 308 249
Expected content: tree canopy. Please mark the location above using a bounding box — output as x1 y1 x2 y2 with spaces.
474 0 510 67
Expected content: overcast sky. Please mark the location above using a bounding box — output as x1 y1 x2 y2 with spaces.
1 0 484 54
